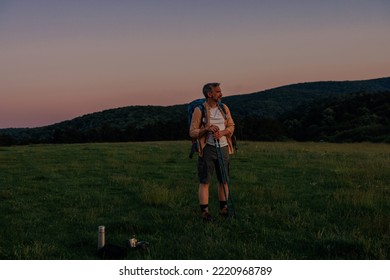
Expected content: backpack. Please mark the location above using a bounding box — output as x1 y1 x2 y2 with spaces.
188 98 207 158
187 99 236 158
187 98 207 129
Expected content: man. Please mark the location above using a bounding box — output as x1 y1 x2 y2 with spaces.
189 82 235 221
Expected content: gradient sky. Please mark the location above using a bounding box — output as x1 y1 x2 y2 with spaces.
1 0 389 128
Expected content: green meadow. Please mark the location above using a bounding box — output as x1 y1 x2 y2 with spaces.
0 141 389 259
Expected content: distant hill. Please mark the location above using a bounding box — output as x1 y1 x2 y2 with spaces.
223 77 390 118
283 91 390 142
1 77 390 145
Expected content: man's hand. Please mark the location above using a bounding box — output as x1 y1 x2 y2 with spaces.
200 125 219 137
207 125 219 134
213 129 226 140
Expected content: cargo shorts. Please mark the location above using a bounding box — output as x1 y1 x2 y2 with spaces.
198 144 229 184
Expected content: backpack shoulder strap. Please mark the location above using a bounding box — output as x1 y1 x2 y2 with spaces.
217 102 228 120
198 103 206 125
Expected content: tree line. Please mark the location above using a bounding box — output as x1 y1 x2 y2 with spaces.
1 91 389 146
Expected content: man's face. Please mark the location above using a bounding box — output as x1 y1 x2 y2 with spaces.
209 86 222 102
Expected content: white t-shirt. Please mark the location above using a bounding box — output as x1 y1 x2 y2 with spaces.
206 107 228 147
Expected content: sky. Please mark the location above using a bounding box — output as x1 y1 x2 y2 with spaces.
1 0 389 128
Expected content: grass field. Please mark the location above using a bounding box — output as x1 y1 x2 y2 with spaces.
0 141 389 260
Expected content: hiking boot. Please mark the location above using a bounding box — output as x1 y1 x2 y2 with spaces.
219 207 229 218
201 211 213 222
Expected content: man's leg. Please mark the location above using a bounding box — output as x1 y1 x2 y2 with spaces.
218 182 229 216
199 183 209 212
218 182 228 201
198 145 214 221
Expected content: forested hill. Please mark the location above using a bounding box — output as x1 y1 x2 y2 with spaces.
1 77 390 145
222 77 390 118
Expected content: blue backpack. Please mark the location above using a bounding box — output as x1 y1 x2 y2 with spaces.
187 99 229 158
187 98 207 129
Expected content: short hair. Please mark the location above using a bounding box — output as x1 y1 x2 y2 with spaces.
202 82 220 98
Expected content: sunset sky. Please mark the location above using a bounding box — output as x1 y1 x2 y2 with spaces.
1 0 389 128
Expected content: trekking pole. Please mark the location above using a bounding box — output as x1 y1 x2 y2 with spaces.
214 139 236 218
